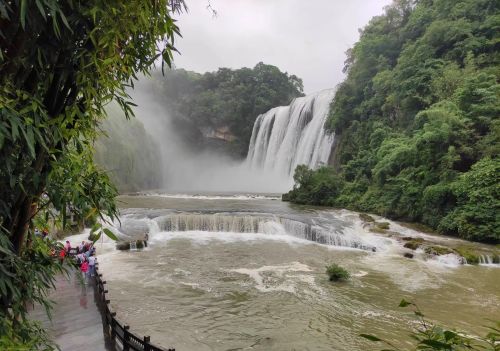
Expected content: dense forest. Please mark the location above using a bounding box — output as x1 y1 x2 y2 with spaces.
94 63 303 190
285 0 499 243
150 62 304 156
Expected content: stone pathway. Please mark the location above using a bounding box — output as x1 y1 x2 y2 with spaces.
30 272 114 351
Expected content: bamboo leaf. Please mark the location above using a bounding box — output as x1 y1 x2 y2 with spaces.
419 339 452 350
399 299 412 308
360 334 383 342
20 0 27 29
103 228 118 241
35 0 46 20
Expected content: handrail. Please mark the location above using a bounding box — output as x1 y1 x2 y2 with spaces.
93 263 176 351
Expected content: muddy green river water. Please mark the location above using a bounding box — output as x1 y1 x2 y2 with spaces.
77 193 499 351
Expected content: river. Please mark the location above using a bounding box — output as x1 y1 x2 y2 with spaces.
80 192 499 351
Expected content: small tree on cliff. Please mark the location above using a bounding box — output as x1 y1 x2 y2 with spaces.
0 0 185 347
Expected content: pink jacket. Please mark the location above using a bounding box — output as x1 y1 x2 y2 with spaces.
80 262 89 273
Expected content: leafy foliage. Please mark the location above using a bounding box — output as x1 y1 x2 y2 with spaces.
325 263 350 282
285 0 499 243
150 63 304 156
0 0 184 346
360 299 500 350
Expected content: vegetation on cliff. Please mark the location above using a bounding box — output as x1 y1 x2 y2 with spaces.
94 103 163 192
150 63 304 156
284 0 499 243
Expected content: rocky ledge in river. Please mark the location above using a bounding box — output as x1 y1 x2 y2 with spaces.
358 213 500 265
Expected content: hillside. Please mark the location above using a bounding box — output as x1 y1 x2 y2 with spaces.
149 62 304 157
284 0 499 243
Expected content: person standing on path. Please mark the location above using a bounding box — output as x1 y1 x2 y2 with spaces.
88 254 96 277
64 240 71 252
80 258 89 285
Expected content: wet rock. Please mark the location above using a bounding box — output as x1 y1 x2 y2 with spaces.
424 245 454 256
403 252 414 259
116 240 146 251
375 222 390 230
403 238 424 250
359 213 375 222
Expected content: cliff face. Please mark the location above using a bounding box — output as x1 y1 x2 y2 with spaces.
94 104 163 192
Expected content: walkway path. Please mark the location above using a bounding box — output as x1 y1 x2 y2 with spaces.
30 272 114 351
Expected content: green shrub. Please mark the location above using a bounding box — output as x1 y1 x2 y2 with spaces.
326 264 350 282
454 247 480 265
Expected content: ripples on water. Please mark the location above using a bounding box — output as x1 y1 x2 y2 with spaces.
80 194 499 351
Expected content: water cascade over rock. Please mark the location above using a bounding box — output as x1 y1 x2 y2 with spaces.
246 89 336 179
153 213 377 251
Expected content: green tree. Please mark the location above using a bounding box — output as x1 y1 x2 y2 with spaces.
285 0 500 243
0 0 184 347
151 63 304 156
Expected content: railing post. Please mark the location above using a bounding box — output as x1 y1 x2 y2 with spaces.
123 325 130 351
144 336 151 351
110 312 117 340
101 281 107 298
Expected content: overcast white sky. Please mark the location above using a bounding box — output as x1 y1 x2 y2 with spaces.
172 0 393 94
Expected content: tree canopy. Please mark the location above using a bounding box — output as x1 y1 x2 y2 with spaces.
150 63 304 156
285 0 499 243
0 0 184 347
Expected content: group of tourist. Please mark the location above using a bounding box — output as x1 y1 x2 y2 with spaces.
34 226 98 284
61 240 98 284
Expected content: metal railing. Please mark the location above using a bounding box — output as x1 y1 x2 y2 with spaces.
94 263 175 351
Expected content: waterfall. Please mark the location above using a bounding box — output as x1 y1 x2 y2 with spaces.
478 254 500 265
246 89 336 178
153 213 377 251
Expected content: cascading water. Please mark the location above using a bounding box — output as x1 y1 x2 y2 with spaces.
153 213 379 251
246 89 336 180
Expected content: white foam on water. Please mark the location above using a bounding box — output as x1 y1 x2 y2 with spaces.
230 262 313 293
426 253 463 268
140 193 281 201
149 230 319 247
362 251 452 292
352 271 368 277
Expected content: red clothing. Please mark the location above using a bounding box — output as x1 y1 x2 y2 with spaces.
80 261 89 273
59 250 66 259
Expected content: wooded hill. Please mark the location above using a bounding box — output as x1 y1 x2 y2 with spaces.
150 63 304 156
285 0 499 243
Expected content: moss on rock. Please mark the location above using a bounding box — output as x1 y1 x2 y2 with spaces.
454 247 480 265
359 213 375 222
424 245 454 256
